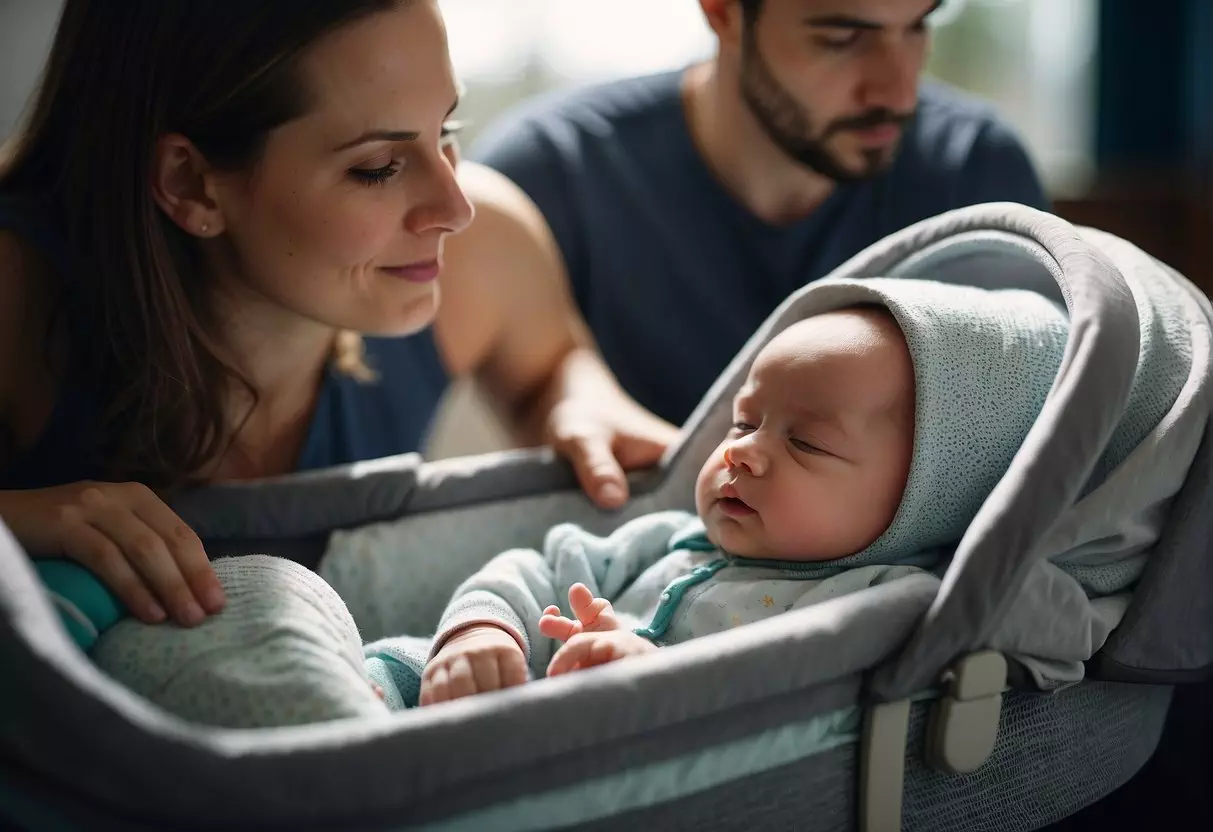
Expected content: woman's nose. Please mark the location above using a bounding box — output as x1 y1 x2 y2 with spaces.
405 151 474 236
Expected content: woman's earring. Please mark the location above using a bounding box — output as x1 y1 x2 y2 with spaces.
200 223 209 234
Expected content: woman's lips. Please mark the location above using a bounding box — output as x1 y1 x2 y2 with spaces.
381 258 440 283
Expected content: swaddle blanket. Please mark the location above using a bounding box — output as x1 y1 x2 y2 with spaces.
92 555 387 728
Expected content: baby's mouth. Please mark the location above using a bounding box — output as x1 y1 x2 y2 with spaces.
718 483 757 517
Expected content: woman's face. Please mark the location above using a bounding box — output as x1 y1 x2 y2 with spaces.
208 0 473 338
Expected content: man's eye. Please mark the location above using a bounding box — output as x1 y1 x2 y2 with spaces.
815 31 860 50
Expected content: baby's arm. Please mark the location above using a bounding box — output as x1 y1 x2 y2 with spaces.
424 512 695 702
422 546 555 705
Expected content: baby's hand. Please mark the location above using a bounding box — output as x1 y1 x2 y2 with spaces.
538 582 621 642
547 630 657 677
420 625 528 706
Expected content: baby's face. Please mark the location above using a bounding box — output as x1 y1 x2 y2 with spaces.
695 307 916 560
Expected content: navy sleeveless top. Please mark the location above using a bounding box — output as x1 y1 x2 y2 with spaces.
0 193 449 490
471 72 1050 426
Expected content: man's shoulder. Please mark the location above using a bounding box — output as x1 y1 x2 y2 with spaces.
903 80 1027 169
469 70 684 159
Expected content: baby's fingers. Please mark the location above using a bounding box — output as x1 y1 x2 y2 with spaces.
538 612 581 642
497 648 529 689
547 639 591 677
569 589 619 633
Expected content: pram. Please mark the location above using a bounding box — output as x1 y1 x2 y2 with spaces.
2 203 1210 831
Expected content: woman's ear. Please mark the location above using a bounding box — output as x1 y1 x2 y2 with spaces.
150 133 225 238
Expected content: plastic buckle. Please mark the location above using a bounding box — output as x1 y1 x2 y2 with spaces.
925 650 1008 774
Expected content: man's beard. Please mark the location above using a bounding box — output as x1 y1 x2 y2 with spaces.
739 32 914 182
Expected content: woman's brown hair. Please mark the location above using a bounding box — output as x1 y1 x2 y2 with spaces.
0 0 400 487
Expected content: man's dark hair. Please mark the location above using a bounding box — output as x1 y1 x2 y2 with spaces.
738 0 764 24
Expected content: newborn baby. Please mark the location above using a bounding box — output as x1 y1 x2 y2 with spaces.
414 278 1070 705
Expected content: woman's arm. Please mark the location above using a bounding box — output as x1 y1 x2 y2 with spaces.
0 232 224 628
436 162 678 508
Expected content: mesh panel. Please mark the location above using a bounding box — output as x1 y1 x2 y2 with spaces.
566 744 855 832
547 683 1169 832
903 683 1171 832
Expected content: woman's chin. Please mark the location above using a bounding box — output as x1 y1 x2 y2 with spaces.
357 292 440 338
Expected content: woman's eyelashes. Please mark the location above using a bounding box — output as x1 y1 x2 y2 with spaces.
349 121 467 186
349 160 401 186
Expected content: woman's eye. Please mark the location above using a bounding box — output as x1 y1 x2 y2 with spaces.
349 161 402 186
731 421 755 434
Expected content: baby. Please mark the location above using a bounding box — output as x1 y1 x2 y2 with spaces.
413 277 1071 706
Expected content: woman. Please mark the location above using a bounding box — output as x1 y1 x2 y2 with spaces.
0 1 676 631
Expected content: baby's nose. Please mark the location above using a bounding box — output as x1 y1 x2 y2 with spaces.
724 441 766 476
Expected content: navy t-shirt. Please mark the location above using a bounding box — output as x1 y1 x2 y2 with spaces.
470 70 1049 426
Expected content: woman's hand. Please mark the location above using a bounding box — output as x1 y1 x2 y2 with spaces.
0 481 225 626
420 624 529 706
545 390 680 510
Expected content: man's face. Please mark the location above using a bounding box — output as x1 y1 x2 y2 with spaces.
737 0 938 181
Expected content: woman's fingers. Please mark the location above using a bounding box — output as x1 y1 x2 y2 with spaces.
57 517 166 624
85 498 204 626
133 489 225 614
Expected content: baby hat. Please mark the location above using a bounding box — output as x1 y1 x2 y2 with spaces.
792 277 1071 568
91 555 387 728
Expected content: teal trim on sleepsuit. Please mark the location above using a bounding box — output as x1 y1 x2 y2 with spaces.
633 559 729 641
410 705 863 832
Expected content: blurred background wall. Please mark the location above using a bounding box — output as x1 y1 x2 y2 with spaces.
2 0 1209 458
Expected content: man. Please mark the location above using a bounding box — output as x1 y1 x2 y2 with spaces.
444 0 1046 497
